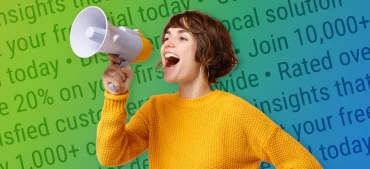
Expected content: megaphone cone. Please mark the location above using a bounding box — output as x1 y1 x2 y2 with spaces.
70 6 153 92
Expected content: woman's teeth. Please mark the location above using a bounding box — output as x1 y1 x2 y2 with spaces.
165 53 179 58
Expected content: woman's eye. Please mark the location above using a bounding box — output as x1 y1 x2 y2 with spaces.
180 37 187 41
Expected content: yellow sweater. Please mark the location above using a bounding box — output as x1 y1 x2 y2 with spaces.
96 89 323 169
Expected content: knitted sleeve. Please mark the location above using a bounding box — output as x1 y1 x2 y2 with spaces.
261 126 324 169
96 90 150 166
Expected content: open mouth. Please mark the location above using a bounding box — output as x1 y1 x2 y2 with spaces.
165 53 180 67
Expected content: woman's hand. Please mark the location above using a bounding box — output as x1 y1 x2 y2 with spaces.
102 54 133 95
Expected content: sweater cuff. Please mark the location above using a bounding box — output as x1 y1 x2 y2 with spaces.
103 90 130 113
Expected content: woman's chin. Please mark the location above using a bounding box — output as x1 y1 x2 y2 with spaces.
164 76 177 84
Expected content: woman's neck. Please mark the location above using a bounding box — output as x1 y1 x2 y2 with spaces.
178 79 212 99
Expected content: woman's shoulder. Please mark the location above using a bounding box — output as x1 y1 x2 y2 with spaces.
216 90 270 117
216 90 252 105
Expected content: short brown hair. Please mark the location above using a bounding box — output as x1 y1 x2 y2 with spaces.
157 10 239 85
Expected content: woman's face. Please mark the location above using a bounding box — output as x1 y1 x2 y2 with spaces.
160 27 201 84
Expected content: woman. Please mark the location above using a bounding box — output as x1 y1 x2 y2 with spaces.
96 10 323 169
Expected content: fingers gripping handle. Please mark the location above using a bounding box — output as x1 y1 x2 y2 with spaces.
108 58 130 92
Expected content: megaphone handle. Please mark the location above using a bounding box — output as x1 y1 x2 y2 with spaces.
108 59 130 92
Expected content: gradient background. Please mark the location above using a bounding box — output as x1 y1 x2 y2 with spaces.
0 0 369 168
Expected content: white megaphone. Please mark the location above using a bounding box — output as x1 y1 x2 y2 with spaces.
70 6 153 92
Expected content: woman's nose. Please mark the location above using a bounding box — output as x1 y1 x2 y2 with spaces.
164 39 175 48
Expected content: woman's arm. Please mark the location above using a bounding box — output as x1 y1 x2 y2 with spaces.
238 98 324 169
261 126 323 169
96 90 150 166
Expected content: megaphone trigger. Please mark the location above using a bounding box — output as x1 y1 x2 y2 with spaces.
119 58 130 67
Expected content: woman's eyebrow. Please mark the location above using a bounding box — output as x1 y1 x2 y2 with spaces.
165 29 188 35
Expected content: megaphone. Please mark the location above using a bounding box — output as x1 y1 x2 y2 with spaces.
70 6 153 92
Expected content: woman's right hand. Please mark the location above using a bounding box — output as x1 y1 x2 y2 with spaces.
102 54 133 95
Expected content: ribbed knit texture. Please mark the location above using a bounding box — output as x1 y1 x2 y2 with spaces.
96 89 323 169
